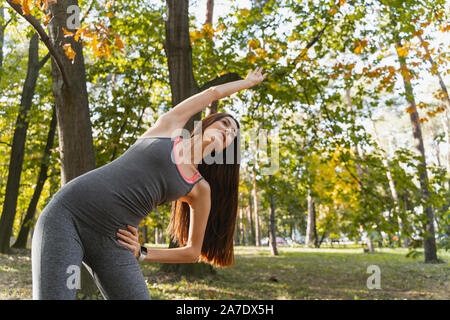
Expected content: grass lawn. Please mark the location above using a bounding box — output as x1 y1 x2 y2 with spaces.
1 245 448 300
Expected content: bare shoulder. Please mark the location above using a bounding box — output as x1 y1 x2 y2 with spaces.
188 179 211 203
138 114 186 139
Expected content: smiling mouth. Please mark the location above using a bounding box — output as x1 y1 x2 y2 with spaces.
221 131 226 143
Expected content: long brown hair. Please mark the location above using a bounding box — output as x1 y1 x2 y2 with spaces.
167 113 241 267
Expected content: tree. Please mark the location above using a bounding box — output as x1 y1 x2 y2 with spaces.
13 104 56 249
0 33 49 253
4 0 101 295
161 0 242 276
252 169 261 246
305 188 318 248
267 175 278 255
387 6 438 263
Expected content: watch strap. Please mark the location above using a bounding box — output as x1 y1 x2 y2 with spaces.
138 246 147 262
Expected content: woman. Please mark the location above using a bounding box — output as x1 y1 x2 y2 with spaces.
31 68 268 300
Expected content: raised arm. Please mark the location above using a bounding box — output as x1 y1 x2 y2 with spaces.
157 68 268 129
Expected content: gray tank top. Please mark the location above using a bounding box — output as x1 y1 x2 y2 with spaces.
52 136 203 236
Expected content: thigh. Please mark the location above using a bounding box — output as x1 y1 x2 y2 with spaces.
90 259 151 300
32 200 84 300
77 221 151 300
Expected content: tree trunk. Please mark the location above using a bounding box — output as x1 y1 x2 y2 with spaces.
444 110 450 188
237 207 244 245
367 235 375 253
0 33 44 253
204 0 214 25
163 0 201 133
203 0 219 117
290 222 296 244
268 175 278 256
394 40 438 263
418 34 450 113
13 105 57 249
247 197 255 245
346 89 379 251
47 1 96 184
0 5 5 83
206 100 218 116
305 188 317 247
44 0 97 296
371 120 408 247
252 169 261 246
419 33 450 193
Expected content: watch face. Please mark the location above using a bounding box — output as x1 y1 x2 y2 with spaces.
141 246 148 254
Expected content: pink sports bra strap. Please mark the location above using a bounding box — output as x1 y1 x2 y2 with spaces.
174 136 203 185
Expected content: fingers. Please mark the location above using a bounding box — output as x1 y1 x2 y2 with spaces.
253 67 263 74
117 239 135 251
247 67 268 84
118 228 135 239
117 230 138 246
127 225 138 236
249 67 263 74
254 67 267 79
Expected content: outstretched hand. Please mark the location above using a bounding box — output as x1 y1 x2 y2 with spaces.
245 67 268 87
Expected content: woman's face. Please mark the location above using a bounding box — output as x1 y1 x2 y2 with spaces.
202 116 239 152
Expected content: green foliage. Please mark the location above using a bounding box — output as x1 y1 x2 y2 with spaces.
0 0 448 258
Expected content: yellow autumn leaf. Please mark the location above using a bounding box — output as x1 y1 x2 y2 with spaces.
22 0 32 16
248 53 257 64
270 82 279 89
354 44 363 54
104 43 112 58
413 29 423 37
107 11 115 19
396 46 408 57
91 34 99 53
63 43 76 61
114 34 124 51
43 13 51 26
255 47 267 58
62 27 74 36
273 52 282 61
248 38 260 49
216 23 227 32
406 106 415 114
74 25 88 42
189 30 201 42
203 24 214 34
240 9 250 17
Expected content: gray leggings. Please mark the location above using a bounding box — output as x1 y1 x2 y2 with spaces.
31 199 151 300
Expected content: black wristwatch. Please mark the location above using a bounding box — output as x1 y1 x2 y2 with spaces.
138 246 148 262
